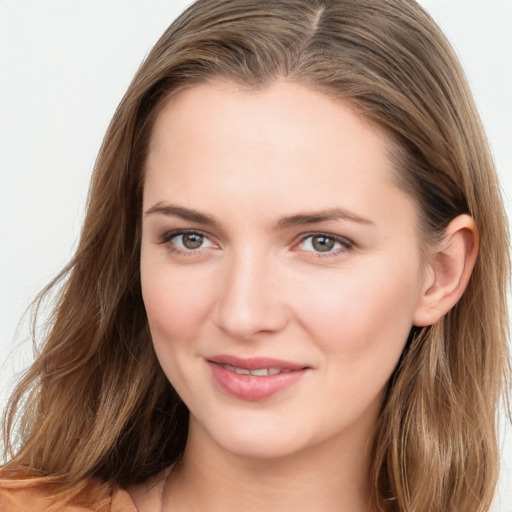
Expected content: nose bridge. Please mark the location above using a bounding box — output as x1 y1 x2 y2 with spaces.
213 245 288 340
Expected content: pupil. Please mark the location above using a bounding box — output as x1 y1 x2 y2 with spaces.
312 236 334 252
183 233 203 249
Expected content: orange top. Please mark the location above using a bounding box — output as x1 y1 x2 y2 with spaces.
0 477 137 512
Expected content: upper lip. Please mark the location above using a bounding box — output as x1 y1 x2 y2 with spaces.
208 354 309 371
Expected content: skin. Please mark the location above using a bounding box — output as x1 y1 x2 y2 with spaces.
132 80 477 511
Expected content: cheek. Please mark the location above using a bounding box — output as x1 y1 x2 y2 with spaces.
292 259 421 360
140 264 217 398
292 266 419 419
140 260 216 350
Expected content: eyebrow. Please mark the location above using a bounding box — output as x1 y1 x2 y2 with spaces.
275 208 374 229
145 203 374 228
145 203 218 225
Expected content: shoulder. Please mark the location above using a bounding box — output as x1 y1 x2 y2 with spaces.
0 471 137 512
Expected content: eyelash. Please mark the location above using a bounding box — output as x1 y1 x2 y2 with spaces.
157 230 354 257
295 232 354 257
157 229 216 256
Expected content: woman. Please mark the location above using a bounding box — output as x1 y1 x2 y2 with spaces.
1 1 509 511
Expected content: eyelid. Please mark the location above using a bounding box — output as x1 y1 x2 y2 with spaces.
294 232 354 255
157 228 219 254
156 228 353 257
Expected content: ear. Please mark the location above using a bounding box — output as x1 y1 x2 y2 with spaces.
413 214 479 327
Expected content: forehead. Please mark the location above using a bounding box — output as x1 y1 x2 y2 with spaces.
149 79 391 151
143 80 416 232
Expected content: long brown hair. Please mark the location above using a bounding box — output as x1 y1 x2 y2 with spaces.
3 1 510 511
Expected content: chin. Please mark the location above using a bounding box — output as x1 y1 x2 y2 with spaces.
189 411 331 462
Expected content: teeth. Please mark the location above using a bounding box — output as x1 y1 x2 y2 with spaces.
250 368 269 376
222 364 289 376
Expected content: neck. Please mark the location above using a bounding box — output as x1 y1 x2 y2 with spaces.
162 418 376 512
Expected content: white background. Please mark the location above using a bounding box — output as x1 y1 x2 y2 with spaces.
0 1 511 509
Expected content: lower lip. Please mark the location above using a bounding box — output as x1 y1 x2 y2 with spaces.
207 362 308 401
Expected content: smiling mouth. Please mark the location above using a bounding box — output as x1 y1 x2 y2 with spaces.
207 357 309 401
218 363 295 376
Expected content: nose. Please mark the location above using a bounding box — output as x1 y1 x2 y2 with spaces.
213 250 290 341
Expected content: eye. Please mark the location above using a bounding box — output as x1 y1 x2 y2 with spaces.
297 233 353 255
174 232 207 250
158 230 216 254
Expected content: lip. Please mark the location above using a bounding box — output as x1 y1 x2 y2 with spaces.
207 354 310 401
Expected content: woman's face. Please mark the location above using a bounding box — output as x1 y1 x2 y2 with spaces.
140 80 429 460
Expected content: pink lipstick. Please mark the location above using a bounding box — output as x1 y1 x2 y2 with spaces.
207 355 309 401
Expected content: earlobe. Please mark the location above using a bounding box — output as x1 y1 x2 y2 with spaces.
413 214 479 327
